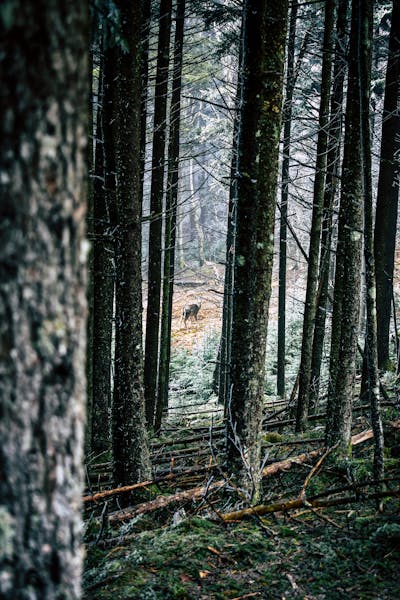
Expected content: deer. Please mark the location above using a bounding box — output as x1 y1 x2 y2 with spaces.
181 302 201 328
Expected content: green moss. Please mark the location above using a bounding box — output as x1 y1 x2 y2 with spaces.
262 432 283 443
279 525 297 538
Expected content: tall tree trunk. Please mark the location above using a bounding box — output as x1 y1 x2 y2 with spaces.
140 0 152 200
374 0 400 371
218 75 241 408
277 0 299 399
0 1 88 596
112 0 151 488
144 0 173 427
296 0 336 432
91 28 117 456
325 0 365 449
86 29 95 454
309 0 348 411
360 0 384 481
156 0 186 433
227 0 288 500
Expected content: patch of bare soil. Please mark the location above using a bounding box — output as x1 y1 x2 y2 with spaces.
171 286 222 350
143 263 225 352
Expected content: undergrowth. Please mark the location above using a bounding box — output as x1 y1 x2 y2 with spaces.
84 497 400 599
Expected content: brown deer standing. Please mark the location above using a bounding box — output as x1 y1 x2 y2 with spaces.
181 302 201 328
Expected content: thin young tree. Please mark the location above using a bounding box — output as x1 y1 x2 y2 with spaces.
0 0 88 596
227 0 288 499
86 17 96 453
218 81 240 409
276 23 311 402
360 0 384 481
309 0 349 410
156 0 187 433
325 0 367 449
277 0 299 399
144 0 173 427
91 24 117 455
296 0 336 432
112 0 151 487
87 42 103 454
374 0 400 371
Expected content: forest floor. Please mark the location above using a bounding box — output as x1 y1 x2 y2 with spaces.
83 464 400 600
83 264 400 599
84 413 400 599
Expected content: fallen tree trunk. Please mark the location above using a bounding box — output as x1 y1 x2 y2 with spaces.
84 474 175 504
106 451 328 525
106 426 381 524
108 480 226 525
83 465 217 504
261 449 322 477
220 487 400 521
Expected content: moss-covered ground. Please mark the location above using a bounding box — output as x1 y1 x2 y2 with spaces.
83 494 400 599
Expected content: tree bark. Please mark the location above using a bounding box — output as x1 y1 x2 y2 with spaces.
277 0 298 399
91 27 117 456
374 0 400 371
112 0 152 488
0 1 88 596
309 0 348 411
325 0 365 449
296 0 336 432
156 0 186 433
85 28 96 454
359 0 385 481
140 0 152 201
144 0 173 427
218 76 240 409
227 0 288 500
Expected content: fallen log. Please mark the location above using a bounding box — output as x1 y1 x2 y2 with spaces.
261 449 322 478
108 480 226 525
106 451 327 525
103 425 388 525
220 487 400 522
83 465 217 504
83 474 175 504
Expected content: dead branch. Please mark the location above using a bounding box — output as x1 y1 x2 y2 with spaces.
261 449 323 478
83 465 218 504
299 444 337 503
108 480 226 525
102 425 391 524
83 475 175 504
219 487 400 522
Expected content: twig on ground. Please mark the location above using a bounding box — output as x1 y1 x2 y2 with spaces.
299 444 338 503
310 507 343 529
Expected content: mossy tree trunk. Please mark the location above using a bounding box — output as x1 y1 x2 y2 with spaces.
226 0 288 500
325 0 366 449
112 0 151 487
144 0 173 427
140 0 152 200
0 0 88 596
86 28 96 454
218 79 240 409
374 0 400 371
309 0 349 411
277 0 298 399
296 0 336 432
359 0 384 481
91 26 117 456
156 0 186 433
